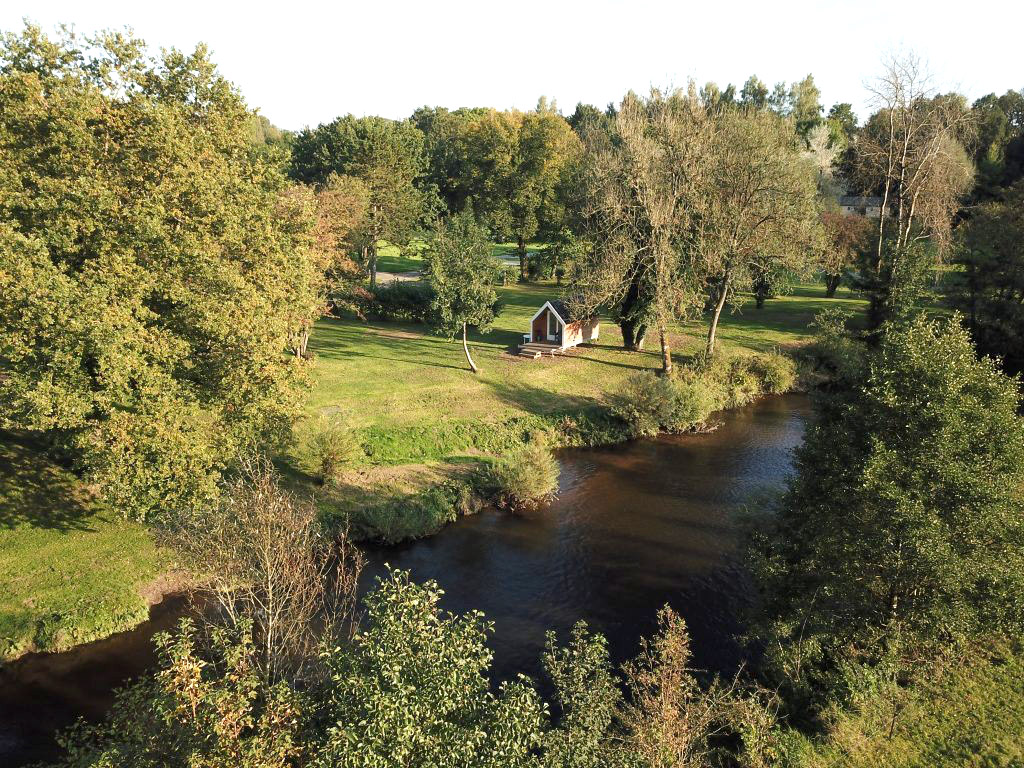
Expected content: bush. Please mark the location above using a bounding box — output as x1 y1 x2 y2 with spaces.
345 479 484 544
366 280 436 323
308 415 362 485
747 352 797 395
491 437 560 509
609 372 717 437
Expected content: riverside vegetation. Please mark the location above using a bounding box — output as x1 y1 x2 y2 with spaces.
3 21 1024 767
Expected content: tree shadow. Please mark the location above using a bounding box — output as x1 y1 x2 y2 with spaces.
0 434 97 532
485 379 606 418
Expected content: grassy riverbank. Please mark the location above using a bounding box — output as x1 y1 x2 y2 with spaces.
0 278 862 658
291 279 865 541
0 438 167 660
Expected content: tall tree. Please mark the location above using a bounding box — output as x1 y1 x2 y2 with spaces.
0 26 320 520
851 54 974 329
751 315 1024 706
789 74 823 135
291 115 430 284
696 108 821 358
819 210 873 297
461 106 580 279
424 213 501 373
574 88 712 373
950 180 1024 372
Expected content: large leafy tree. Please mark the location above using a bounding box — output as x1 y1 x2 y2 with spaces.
950 180 1024 372
0 26 319 520
573 88 713 372
460 105 581 279
697 107 821 359
291 115 431 284
752 316 1024 704
851 55 974 329
424 213 501 374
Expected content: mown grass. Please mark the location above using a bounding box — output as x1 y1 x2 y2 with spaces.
294 278 865 539
0 438 166 660
303 280 863 465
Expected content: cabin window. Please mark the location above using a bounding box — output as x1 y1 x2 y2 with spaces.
548 310 558 337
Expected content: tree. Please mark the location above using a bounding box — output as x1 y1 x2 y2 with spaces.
740 76 770 110
851 54 974 329
0 26 320 521
574 88 713 372
163 454 363 685
314 570 545 768
425 213 501 373
950 180 1024 372
820 210 873 297
696 108 821 358
291 115 430 284
283 173 370 358
751 315 1024 707
460 106 581 279
789 74 823 136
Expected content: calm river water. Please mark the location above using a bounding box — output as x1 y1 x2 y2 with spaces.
0 394 810 766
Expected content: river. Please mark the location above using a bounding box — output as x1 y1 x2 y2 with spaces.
0 394 809 766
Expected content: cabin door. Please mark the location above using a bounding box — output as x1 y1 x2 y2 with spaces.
547 311 560 343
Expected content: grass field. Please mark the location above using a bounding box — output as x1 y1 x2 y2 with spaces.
0 438 167 660
301 279 864 465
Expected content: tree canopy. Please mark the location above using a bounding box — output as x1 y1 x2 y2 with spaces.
0 25 320 520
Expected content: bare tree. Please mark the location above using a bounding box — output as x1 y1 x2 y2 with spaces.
164 454 364 684
854 53 974 326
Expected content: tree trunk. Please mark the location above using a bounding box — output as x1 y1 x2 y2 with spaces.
824 273 841 298
755 292 766 309
659 323 672 376
517 236 527 281
462 323 478 374
705 273 730 361
621 319 647 351
369 243 378 287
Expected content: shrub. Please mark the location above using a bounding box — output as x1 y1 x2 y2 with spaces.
345 479 485 544
747 352 797 394
308 415 362 485
366 281 436 323
491 437 560 509
609 371 717 437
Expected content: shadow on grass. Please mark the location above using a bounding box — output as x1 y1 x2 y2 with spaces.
0 433 96 532
486 378 606 417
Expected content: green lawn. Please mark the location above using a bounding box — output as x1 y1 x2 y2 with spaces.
0 437 167 660
300 280 864 469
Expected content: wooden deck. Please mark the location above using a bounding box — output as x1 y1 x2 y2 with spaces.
517 342 566 360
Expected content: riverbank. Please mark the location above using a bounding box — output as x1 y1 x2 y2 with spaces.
0 438 171 661
292 280 863 542
0 280 862 661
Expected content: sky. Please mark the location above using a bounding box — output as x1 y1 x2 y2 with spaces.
4 1 1022 131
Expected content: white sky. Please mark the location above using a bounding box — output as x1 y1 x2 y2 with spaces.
5 1 1023 131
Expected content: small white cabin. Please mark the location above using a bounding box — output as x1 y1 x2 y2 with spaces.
519 300 599 358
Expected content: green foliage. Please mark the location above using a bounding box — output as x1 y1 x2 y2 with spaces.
314 570 545 767
752 315 1024 710
367 281 437 323
490 437 560 509
290 114 431 250
56 618 310 768
425 213 502 339
541 622 620 768
780 641 1024 768
0 26 317 520
608 371 717 437
745 352 798 394
336 477 485 544
949 179 1024 372
308 415 362 485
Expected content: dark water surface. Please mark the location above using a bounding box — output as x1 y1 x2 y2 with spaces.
361 393 810 681
0 394 808 766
